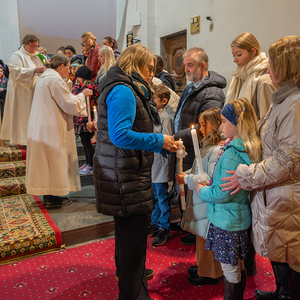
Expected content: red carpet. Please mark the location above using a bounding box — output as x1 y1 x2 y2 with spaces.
0 232 275 299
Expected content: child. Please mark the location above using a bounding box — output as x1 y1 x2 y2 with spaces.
176 108 224 286
148 84 174 246
72 66 99 175
195 98 261 299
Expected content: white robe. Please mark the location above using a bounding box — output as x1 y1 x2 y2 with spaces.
26 68 87 196
1 46 44 145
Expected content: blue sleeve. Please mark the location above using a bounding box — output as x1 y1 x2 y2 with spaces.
106 85 164 152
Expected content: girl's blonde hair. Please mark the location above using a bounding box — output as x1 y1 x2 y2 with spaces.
198 107 222 145
268 35 300 88
98 46 115 75
230 98 261 163
231 32 261 57
115 44 156 77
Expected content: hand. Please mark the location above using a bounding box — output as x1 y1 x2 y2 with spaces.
176 172 186 185
82 89 93 97
195 182 206 194
220 170 241 195
86 121 96 132
0 88 3 92
34 66 45 74
162 135 176 151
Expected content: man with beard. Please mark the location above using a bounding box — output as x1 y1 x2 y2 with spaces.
171 47 227 244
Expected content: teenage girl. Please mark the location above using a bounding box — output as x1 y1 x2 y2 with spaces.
177 107 224 286
196 98 261 300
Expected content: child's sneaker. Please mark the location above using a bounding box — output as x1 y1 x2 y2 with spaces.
147 224 159 238
79 162 87 171
79 164 93 175
152 228 170 246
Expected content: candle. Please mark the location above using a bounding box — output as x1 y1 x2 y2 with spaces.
191 125 204 179
93 106 98 122
176 139 186 211
66 78 72 91
86 97 91 122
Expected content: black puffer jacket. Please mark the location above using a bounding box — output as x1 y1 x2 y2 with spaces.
174 71 226 170
156 71 176 91
93 67 155 217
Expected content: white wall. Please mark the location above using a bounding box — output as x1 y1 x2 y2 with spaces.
119 0 300 92
0 0 20 63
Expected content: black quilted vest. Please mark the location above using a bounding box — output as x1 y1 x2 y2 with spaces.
93 67 155 217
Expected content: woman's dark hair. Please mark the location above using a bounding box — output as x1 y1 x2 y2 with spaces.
103 36 118 50
64 45 76 55
56 46 65 53
50 53 69 69
22 34 39 45
154 55 164 76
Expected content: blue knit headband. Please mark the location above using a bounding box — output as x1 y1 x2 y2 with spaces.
221 103 238 126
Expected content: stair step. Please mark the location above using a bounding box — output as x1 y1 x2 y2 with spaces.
0 161 26 179
0 144 26 162
80 173 94 186
0 176 26 197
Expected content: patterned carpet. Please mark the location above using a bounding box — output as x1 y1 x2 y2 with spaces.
0 233 276 300
0 143 62 264
0 194 62 262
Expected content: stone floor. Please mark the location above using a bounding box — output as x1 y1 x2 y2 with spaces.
44 185 113 233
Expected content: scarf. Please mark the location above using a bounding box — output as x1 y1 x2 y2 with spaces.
272 82 299 105
20 45 39 58
131 71 161 126
226 52 269 104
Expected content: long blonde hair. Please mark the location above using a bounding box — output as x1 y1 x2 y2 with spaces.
98 46 115 75
230 97 261 163
115 44 156 77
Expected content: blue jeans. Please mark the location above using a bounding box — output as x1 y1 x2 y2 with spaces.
151 183 170 230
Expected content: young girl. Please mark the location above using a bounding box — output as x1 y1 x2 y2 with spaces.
0 64 8 122
95 46 115 85
177 107 224 286
195 98 261 299
72 66 99 174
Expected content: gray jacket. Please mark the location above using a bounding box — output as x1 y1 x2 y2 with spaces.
151 108 174 183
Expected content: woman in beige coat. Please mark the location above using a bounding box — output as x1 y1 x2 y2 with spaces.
221 36 300 300
26 54 92 208
1 34 45 145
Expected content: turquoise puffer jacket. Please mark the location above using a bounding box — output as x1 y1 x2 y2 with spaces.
199 137 252 231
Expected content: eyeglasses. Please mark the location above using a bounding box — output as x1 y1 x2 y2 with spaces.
147 64 154 73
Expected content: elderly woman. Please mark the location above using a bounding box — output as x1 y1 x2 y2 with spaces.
94 44 177 300
221 36 300 300
81 32 101 82
26 54 92 208
1 34 45 145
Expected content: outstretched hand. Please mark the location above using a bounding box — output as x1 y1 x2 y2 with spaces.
220 170 241 195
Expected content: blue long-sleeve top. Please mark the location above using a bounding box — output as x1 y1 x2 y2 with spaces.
106 85 165 153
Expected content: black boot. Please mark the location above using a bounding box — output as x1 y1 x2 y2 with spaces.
223 273 245 300
290 267 300 300
245 243 257 276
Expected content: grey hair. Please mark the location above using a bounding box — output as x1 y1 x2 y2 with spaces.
183 47 209 70
50 53 69 69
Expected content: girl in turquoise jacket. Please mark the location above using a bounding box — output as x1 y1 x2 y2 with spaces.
196 97 261 300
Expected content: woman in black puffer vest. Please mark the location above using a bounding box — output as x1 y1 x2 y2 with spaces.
94 44 178 300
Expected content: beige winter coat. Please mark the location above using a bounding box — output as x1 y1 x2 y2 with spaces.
236 84 300 265
1 46 44 145
26 69 87 196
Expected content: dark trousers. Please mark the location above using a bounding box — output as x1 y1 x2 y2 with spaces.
80 131 94 166
114 214 151 300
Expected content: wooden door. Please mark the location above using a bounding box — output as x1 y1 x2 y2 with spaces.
166 33 187 96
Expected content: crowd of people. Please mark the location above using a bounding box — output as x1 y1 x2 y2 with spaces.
0 31 299 300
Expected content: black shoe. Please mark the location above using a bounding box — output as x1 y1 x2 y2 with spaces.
147 224 159 238
152 228 170 246
254 290 279 300
169 221 182 232
188 265 198 276
180 233 196 245
43 195 72 208
188 273 218 286
115 268 154 282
